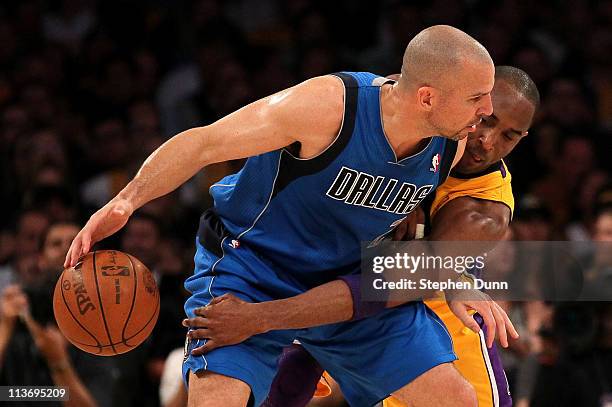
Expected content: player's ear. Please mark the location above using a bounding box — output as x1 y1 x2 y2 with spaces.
416 86 435 111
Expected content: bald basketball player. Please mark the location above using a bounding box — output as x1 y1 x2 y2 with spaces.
66 26 511 407
186 66 538 407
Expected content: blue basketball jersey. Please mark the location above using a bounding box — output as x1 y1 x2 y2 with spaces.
204 72 457 286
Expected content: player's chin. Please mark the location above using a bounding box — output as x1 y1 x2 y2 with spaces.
449 131 469 141
438 125 470 141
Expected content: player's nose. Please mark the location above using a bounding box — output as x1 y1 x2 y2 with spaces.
478 94 493 117
479 129 495 152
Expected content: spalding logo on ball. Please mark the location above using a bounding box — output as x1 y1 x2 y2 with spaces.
53 250 160 356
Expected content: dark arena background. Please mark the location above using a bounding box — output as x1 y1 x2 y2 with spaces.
0 1 611 406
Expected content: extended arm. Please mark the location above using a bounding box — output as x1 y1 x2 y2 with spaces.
65 76 344 267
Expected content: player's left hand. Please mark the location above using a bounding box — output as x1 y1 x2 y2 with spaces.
447 289 519 348
182 294 264 355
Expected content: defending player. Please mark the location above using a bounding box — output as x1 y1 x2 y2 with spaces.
66 26 512 407
185 66 538 407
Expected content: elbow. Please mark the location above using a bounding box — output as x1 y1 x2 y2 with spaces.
472 212 509 241
188 126 213 167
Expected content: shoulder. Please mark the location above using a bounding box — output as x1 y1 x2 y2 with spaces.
283 75 344 102
267 75 346 152
266 75 344 128
431 160 514 218
288 75 345 114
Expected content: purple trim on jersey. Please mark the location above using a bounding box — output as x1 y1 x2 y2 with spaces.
262 344 323 407
499 162 507 178
475 314 513 407
338 274 387 320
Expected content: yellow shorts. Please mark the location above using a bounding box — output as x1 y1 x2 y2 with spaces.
383 300 507 407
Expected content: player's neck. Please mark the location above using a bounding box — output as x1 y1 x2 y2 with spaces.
380 84 436 159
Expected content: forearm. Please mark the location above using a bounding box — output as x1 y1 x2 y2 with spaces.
256 276 427 332
49 361 98 407
259 280 354 332
117 127 209 210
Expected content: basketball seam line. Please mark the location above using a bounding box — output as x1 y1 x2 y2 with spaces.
121 253 139 346
93 251 118 354
68 304 159 348
58 271 102 350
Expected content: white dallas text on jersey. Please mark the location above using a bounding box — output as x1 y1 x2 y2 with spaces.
326 166 433 215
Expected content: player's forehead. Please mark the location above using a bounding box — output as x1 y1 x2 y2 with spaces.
469 56 494 79
450 58 494 96
491 81 534 131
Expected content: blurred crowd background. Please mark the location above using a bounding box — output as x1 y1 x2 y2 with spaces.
0 0 610 406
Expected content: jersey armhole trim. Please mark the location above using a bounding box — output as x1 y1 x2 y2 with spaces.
281 74 348 162
270 72 359 199
438 139 459 186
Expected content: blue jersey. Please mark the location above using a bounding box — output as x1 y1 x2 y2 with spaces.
204 72 457 286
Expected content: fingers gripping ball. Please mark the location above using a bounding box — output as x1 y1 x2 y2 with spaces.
53 250 160 356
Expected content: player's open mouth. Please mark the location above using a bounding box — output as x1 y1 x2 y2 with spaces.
466 118 482 131
471 153 483 162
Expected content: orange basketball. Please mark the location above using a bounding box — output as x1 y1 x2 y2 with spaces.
53 250 160 356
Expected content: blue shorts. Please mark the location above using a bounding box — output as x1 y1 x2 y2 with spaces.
183 238 456 406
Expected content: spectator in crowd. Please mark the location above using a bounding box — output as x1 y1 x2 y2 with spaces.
0 221 117 407
582 205 612 299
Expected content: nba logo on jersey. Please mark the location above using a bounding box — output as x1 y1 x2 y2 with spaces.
430 153 441 173
230 239 240 249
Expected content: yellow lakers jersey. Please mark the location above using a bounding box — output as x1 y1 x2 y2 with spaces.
430 160 514 218
385 161 514 407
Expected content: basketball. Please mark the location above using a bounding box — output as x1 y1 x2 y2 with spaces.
53 250 160 356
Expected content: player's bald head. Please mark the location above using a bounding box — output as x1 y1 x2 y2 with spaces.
399 25 493 89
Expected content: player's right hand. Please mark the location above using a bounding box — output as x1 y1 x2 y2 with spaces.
447 289 519 348
64 199 134 268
